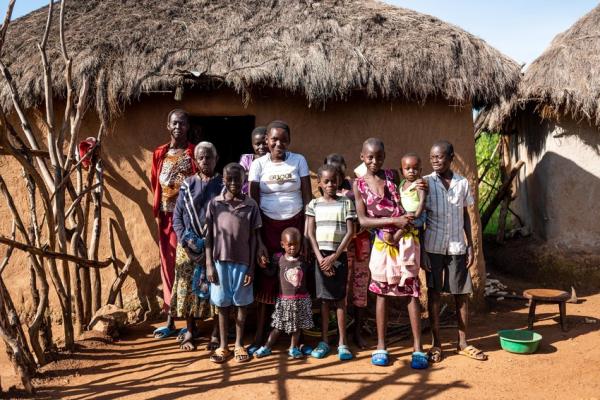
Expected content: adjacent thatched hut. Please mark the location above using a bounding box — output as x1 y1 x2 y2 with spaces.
476 4 600 253
0 0 519 314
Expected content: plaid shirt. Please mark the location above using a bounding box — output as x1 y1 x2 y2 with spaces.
423 172 474 255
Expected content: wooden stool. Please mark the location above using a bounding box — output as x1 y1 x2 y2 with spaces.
523 289 570 331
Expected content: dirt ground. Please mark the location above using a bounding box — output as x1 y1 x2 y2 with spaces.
1 281 599 400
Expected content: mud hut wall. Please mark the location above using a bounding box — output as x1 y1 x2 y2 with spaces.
0 89 486 315
512 117 600 249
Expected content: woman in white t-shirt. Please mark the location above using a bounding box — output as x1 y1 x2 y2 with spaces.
247 120 312 353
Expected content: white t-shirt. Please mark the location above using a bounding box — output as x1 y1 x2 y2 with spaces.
248 152 310 220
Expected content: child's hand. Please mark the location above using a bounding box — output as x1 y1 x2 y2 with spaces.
257 243 269 268
466 245 474 269
206 263 218 284
243 273 253 286
185 248 202 263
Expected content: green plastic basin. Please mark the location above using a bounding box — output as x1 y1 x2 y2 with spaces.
498 329 542 354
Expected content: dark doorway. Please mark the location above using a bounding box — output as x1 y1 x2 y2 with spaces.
188 115 256 173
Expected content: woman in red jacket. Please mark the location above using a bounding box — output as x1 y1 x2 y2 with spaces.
151 109 197 339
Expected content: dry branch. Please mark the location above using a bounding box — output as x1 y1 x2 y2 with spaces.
481 160 525 229
0 236 112 268
107 255 132 306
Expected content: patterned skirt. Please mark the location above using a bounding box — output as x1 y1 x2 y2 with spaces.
170 245 215 319
271 296 314 334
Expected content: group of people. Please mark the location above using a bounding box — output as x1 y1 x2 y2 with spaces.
150 108 488 367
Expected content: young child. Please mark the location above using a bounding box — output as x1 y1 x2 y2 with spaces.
206 162 262 364
394 153 426 233
324 153 371 349
306 164 356 361
424 140 487 363
254 227 313 359
353 138 427 368
239 127 268 194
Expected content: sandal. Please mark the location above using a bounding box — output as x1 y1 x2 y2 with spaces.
427 346 443 363
234 347 251 363
288 347 303 359
337 345 353 361
411 351 429 369
299 344 313 356
310 341 331 359
457 345 488 361
176 328 188 342
371 349 389 366
210 347 231 364
254 346 272 358
152 326 177 339
247 344 261 356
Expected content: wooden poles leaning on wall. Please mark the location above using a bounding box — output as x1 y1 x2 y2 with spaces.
0 0 134 393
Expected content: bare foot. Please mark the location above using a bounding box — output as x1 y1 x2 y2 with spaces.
179 332 196 351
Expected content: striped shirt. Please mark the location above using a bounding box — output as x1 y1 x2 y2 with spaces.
424 172 474 255
305 196 357 251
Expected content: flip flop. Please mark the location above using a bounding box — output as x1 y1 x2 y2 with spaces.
411 351 429 369
310 341 330 359
288 347 303 359
254 346 272 358
153 326 177 339
427 346 443 363
234 347 251 363
176 328 188 342
337 345 353 361
210 348 231 364
457 345 488 361
371 349 389 366
247 344 261 356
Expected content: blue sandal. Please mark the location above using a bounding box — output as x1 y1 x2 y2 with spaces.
288 347 303 359
338 345 353 361
411 351 429 369
310 341 331 359
247 344 261 356
254 346 272 358
153 326 177 339
371 349 390 366
300 344 313 356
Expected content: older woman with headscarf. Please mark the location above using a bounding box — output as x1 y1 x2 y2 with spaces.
151 109 196 339
171 142 223 351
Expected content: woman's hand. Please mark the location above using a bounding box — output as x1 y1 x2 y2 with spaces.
243 272 254 286
206 263 218 284
393 214 414 230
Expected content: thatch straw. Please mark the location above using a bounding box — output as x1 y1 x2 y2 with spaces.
1 0 519 121
478 4 600 133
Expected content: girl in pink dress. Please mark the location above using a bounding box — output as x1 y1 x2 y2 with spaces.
353 138 427 369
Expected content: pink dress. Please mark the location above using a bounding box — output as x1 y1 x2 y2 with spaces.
356 170 420 297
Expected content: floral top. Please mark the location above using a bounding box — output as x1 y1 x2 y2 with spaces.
355 169 404 235
159 149 194 212
239 153 255 194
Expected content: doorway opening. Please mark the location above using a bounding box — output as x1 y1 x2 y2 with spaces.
188 115 256 173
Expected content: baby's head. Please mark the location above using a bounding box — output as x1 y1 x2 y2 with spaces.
280 227 302 257
401 152 422 182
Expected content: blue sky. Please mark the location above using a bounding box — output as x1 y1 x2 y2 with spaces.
0 0 598 66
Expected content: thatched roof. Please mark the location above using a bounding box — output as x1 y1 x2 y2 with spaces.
477 4 600 133
1 0 520 121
